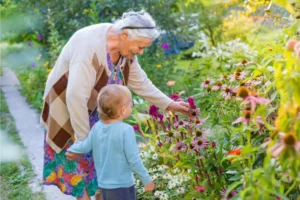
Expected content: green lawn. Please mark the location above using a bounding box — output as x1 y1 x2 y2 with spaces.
0 90 45 200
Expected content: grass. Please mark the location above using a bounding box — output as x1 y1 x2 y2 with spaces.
0 89 45 200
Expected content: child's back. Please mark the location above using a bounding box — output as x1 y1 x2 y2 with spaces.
69 120 151 189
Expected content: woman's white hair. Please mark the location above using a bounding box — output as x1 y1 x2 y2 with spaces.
113 10 160 40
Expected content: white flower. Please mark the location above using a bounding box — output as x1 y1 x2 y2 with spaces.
174 168 180 173
151 174 158 180
176 187 185 194
161 193 169 200
138 143 146 148
168 182 176 189
154 191 161 197
152 153 158 160
135 180 140 186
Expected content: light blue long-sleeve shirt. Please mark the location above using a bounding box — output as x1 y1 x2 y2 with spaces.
68 120 151 189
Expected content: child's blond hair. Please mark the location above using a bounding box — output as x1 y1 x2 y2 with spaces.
97 85 131 120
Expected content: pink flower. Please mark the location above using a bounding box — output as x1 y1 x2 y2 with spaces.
189 108 200 120
174 141 187 152
212 81 225 91
220 187 237 200
194 117 207 128
232 110 264 125
243 95 271 112
234 59 253 67
218 74 228 81
201 78 214 88
167 80 176 86
27 40 33 45
196 185 206 193
222 85 235 100
193 129 209 140
229 71 247 82
174 119 188 128
269 131 300 158
192 137 209 151
161 43 169 50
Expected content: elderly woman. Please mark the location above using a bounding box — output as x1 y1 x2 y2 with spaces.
41 10 189 200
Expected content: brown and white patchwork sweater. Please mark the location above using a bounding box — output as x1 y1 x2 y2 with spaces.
41 23 173 153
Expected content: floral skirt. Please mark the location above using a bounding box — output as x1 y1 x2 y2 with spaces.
43 109 100 197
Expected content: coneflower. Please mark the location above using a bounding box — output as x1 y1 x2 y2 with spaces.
212 81 224 91
201 78 214 88
237 86 250 99
270 131 300 157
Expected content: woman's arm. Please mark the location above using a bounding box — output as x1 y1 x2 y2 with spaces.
127 57 189 113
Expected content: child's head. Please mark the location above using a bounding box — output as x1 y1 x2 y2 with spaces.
97 85 132 121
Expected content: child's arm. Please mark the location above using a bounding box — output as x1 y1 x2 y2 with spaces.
67 125 95 154
123 127 152 186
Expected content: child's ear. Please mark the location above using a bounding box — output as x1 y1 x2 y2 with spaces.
120 106 126 116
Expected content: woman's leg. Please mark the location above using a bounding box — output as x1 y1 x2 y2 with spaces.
77 189 91 200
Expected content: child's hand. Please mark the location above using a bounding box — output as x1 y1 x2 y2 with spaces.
65 151 84 161
144 181 155 192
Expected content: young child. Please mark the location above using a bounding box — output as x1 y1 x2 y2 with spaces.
66 84 155 200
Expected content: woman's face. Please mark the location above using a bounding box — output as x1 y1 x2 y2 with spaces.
119 31 153 59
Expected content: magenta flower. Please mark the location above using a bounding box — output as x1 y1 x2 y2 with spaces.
170 93 182 101
174 141 187 152
220 187 237 200
243 95 271 112
149 105 160 119
161 43 169 50
212 141 216 148
187 97 197 109
133 124 145 137
27 40 33 45
174 119 188 128
192 137 209 151
201 78 214 88
196 185 206 193
38 34 44 40
157 137 163 147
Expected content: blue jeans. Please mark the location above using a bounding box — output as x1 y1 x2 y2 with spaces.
99 185 136 200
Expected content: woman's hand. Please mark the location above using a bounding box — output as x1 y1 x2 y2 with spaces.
166 101 190 115
65 151 84 161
